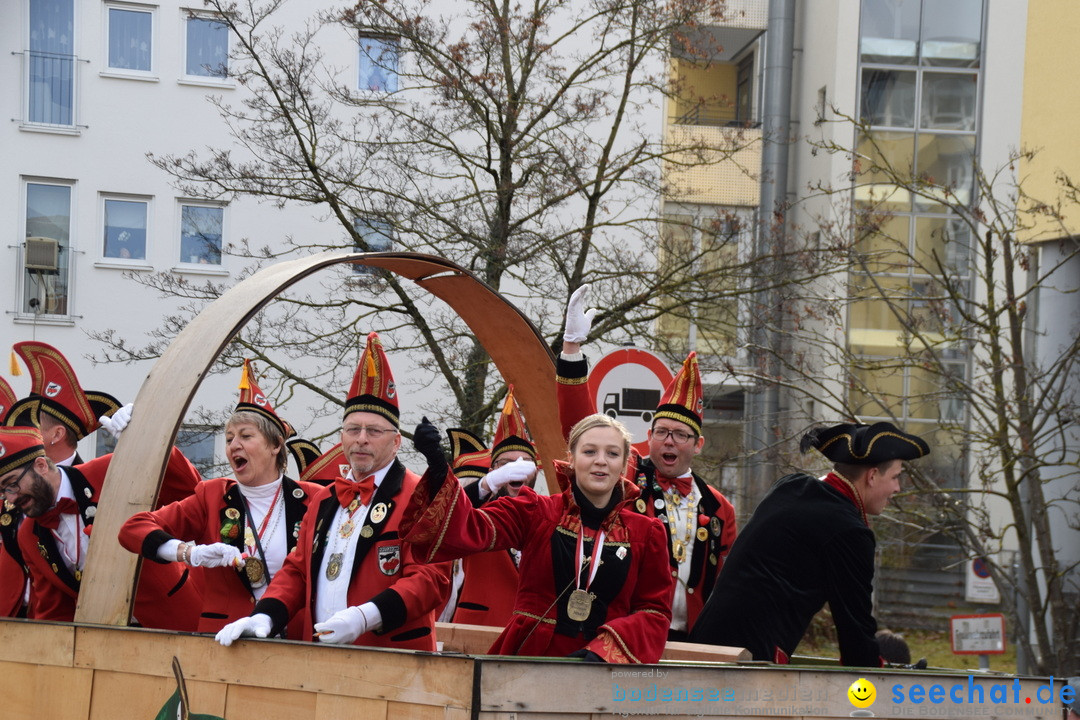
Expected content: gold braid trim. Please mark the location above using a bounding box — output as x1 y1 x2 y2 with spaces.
817 430 925 459
514 610 556 625
556 374 589 386
477 509 498 552
597 625 640 664
427 489 459 564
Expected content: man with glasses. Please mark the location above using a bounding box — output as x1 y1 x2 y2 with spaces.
690 421 930 666
557 286 737 641
216 332 451 651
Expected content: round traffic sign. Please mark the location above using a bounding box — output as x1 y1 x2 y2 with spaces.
587 348 673 455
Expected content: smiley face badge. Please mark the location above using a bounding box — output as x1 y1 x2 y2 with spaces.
847 677 876 710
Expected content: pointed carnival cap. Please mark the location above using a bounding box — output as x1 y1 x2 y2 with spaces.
490 385 536 460
235 359 294 439
446 428 491 481
653 351 703 436
344 332 399 427
12 341 121 440
287 438 348 486
0 425 46 478
0 377 16 425
800 421 930 465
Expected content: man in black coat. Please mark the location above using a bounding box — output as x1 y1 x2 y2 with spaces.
689 421 930 667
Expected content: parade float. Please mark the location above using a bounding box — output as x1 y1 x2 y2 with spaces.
0 253 1064 719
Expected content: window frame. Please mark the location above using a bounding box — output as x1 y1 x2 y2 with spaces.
181 10 231 85
102 2 156 79
24 0 79 130
18 177 77 321
176 200 227 272
351 215 395 276
357 33 401 94
99 193 152 267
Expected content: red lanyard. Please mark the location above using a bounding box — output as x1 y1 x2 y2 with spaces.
249 482 283 543
574 526 606 592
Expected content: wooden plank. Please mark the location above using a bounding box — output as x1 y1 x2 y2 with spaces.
77 251 562 626
662 640 750 663
0 661 92 717
224 684 317 720
87 669 228 720
0 618 76 666
73 626 474 707
315 693 388 720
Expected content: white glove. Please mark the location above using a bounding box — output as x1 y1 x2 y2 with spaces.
189 542 245 569
481 458 538 498
563 284 597 344
99 403 133 439
314 602 381 644
215 613 272 647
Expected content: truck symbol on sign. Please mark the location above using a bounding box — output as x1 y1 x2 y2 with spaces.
603 388 661 423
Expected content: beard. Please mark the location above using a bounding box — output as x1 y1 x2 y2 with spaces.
18 469 59 518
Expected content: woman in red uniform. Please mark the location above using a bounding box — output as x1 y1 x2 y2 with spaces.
405 413 673 664
119 361 321 635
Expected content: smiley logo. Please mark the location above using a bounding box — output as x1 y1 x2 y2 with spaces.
847 678 876 708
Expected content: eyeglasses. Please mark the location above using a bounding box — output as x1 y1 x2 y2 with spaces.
0 466 33 497
342 425 397 440
651 427 696 445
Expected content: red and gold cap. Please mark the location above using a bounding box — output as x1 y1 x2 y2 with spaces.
235 359 294 439
12 341 122 440
490 385 535 461
446 428 490 480
0 377 15 425
0 426 46 478
344 332 399 427
287 438 347 486
654 352 703 436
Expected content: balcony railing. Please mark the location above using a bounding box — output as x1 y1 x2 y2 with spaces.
674 102 759 128
26 50 76 126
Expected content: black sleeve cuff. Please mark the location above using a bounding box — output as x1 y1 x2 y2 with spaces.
253 597 292 636
141 529 177 563
555 355 590 384
463 480 486 508
370 588 407 634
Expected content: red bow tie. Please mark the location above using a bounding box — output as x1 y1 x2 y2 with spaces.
335 475 376 509
37 497 80 530
656 474 692 497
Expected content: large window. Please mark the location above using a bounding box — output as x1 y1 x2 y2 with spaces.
358 35 399 92
179 203 223 265
22 181 73 316
27 0 75 126
103 197 148 260
352 216 394 275
176 425 217 477
106 4 152 73
185 15 228 79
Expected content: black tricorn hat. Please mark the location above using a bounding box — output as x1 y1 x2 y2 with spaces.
800 421 930 465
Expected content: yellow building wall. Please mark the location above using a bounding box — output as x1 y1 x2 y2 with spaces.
668 58 738 124
1018 0 1080 241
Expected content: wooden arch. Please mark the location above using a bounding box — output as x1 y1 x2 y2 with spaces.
76 252 560 626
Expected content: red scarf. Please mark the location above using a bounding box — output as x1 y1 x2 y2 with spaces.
823 472 868 527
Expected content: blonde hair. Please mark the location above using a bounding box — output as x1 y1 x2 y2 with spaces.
568 413 633 459
226 410 288 472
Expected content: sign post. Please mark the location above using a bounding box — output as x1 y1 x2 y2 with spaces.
950 613 1006 670
587 348 673 456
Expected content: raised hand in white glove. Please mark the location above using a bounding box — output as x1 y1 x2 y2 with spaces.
215 613 272 647
98 403 134 439
481 458 538 498
313 602 381 644
189 542 245 569
563 284 597 344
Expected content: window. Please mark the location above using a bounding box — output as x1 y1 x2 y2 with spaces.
103 197 148 260
27 0 76 126
179 203 223 265
176 425 217 477
352 217 394 275
735 55 754 124
107 5 152 73
185 15 228 79
358 35 399 92
22 181 73 316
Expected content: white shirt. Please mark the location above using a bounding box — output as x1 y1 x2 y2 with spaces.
52 468 88 574
314 461 393 624
666 472 695 633
237 475 286 600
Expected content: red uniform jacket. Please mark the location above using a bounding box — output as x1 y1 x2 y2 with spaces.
450 482 519 627
403 462 673 664
255 460 451 651
17 447 202 629
119 475 320 635
556 354 737 630
0 540 26 617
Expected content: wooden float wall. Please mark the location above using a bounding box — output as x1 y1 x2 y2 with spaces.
0 619 1063 720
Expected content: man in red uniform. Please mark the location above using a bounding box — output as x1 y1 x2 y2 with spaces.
215 332 451 650
0 376 28 617
1 341 201 629
557 286 737 640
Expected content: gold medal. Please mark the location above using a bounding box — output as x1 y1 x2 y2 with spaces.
0 514 10 527
635 498 646 513
225 508 240 520
340 520 355 538
245 557 266 587
370 503 388 524
566 589 594 622
325 552 343 581
697 527 708 542
74 570 82 582
672 540 686 563
360 525 374 538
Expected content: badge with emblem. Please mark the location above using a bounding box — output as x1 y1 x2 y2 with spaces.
566 589 595 622
293 521 301 538
653 498 665 510
74 570 82 582
292 487 304 499
657 514 668 524
616 546 627 560
710 516 721 537
360 525 374 538
245 557 266 587
635 498 646 513
370 502 388 524
225 508 241 520
709 552 718 565
220 521 239 541
325 552 343 581
84 487 93 499
377 544 401 575
86 506 96 519
697 527 708 542
0 514 10 527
